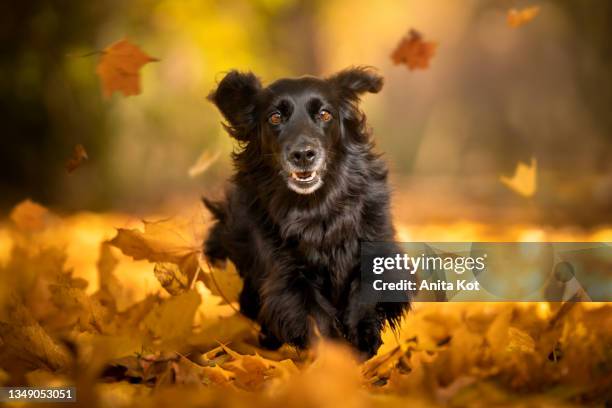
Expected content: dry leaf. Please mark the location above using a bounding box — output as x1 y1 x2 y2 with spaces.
188 150 221 178
187 313 252 351
142 290 201 349
154 263 190 296
198 258 243 304
2 198 611 406
95 242 122 309
506 327 535 353
500 157 537 197
65 144 88 173
201 364 236 386
220 344 273 390
96 39 158 98
49 276 112 333
507 6 540 28
110 221 199 265
193 281 237 324
0 303 72 372
391 29 437 70
9 199 50 232
153 252 199 296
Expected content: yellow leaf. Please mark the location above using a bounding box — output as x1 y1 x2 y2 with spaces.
506 327 535 353
187 314 252 351
198 258 243 304
0 303 72 372
154 263 190 296
49 279 112 333
143 290 200 349
153 252 199 296
201 365 236 386
500 157 537 197
109 219 199 264
96 241 123 311
95 39 158 98
188 150 221 178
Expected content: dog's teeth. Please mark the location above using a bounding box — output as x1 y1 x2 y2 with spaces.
291 171 316 182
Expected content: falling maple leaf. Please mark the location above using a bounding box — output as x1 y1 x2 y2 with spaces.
500 157 537 197
188 150 221 178
95 39 158 98
507 6 540 28
391 29 437 70
65 144 88 173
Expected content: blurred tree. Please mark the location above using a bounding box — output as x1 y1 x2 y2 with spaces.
0 1 111 211
557 0 612 171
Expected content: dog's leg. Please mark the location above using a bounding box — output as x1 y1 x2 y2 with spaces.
310 286 343 339
203 221 229 262
258 325 283 350
258 268 323 349
342 279 385 358
238 278 284 350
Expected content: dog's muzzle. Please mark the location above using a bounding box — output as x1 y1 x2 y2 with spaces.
283 145 325 195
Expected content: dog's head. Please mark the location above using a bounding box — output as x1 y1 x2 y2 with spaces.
208 67 383 195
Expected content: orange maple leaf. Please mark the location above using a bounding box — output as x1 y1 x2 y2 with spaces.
96 39 158 98
65 143 89 173
507 6 540 28
391 29 437 71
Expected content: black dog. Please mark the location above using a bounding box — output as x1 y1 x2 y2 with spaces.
203 67 408 357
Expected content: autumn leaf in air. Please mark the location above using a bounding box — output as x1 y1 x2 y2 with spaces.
65 143 88 173
96 39 158 98
391 29 437 70
507 6 540 28
500 157 537 197
188 150 220 178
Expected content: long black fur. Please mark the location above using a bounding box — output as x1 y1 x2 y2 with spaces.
203 67 409 357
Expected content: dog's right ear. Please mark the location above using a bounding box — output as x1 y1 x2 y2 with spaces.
208 71 262 141
329 66 384 100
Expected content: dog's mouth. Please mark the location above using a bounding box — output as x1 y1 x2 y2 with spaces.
287 170 323 194
291 171 317 183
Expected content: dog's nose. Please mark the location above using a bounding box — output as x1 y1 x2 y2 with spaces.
289 146 317 167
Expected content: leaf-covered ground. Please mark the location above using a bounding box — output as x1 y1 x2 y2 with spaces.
0 200 610 407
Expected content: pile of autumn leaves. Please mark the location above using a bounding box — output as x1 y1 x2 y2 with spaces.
0 200 610 407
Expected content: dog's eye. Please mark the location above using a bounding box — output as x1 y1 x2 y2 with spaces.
268 112 282 125
318 110 333 122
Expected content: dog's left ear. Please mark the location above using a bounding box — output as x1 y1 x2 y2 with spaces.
208 70 262 141
329 66 384 99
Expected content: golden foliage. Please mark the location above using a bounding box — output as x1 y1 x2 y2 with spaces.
1 201 611 407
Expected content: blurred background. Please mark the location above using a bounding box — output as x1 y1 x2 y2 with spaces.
1 0 611 227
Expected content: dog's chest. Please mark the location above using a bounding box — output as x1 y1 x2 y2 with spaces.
285 206 362 272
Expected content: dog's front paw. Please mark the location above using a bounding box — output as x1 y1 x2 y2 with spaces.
346 314 384 359
258 326 283 350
